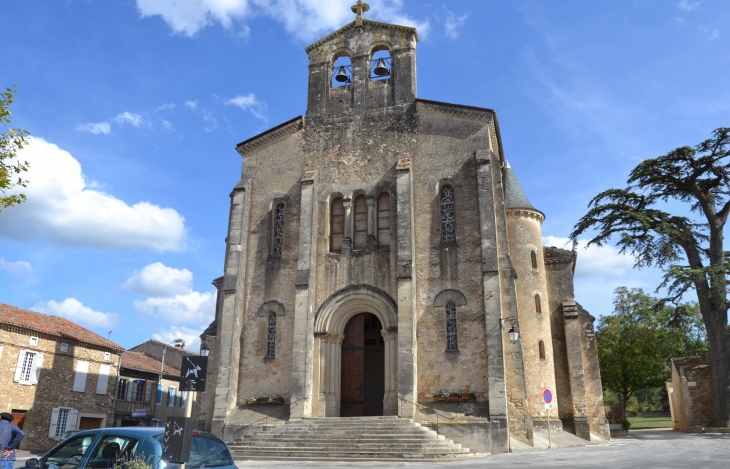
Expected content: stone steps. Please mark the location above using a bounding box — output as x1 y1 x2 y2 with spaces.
231 416 475 461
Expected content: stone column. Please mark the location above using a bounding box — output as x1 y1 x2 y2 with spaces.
381 329 398 415
342 197 352 255
562 300 590 440
366 195 376 251
211 179 251 438
324 333 344 416
396 157 417 418
290 171 318 418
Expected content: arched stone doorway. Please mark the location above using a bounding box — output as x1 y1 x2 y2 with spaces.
312 286 398 417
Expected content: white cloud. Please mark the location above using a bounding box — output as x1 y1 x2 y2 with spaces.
0 258 32 275
674 16 687 26
33 298 117 329
136 0 429 41
543 236 635 278
115 112 146 127
76 122 111 135
185 100 198 109
121 262 193 297
153 326 205 354
225 93 266 120
161 119 174 131
677 0 701 12
0 137 186 251
135 291 215 324
699 26 720 40
444 10 467 40
156 103 176 112
126 262 216 326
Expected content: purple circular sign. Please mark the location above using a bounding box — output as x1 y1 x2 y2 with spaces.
543 389 553 404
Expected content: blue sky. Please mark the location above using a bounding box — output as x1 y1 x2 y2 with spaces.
1 0 728 350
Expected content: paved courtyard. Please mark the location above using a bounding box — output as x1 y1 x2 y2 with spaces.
236 429 730 469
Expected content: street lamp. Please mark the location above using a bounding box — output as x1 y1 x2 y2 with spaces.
200 342 210 357
500 317 521 343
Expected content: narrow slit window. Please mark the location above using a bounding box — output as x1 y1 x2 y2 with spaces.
377 192 391 247
266 313 276 357
446 303 458 351
272 203 285 255
353 195 367 249
330 197 345 252
440 185 456 241
531 250 538 269
539 340 546 360
535 294 542 314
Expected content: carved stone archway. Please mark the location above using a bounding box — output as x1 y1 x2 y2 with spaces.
312 285 398 417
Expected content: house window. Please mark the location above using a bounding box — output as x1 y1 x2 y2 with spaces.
117 379 128 400
156 383 163 405
72 361 89 392
59 343 68 353
440 185 456 241
377 192 390 247
539 340 546 360
266 313 276 357
49 407 77 439
168 386 177 407
272 203 285 255
353 195 367 249
446 302 458 351
14 350 42 385
130 380 145 402
330 197 345 252
103 352 111 360
30 336 38 346
531 250 538 269
535 294 542 314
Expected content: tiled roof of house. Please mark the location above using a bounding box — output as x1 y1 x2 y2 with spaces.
0 302 124 352
147 339 199 356
121 351 179 376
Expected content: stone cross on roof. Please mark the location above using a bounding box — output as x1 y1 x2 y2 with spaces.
351 0 370 26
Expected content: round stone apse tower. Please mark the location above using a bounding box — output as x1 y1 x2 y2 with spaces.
503 161 560 428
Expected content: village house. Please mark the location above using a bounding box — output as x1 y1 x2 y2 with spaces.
0 303 123 450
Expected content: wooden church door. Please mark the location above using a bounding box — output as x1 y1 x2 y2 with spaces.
341 313 365 417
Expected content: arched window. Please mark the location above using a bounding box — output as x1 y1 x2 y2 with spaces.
353 195 367 249
332 55 352 87
370 49 391 81
272 203 285 255
330 197 345 252
535 294 542 314
377 192 390 247
440 185 456 241
446 302 457 351
266 313 276 357
531 250 538 269
538 340 546 360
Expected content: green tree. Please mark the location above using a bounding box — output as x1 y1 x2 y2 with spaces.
597 287 706 418
0 85 30 211
571 128 730 427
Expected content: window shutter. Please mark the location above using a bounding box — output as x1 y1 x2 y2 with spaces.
145 381 151 403
67 409 78 431
156 383 162 405
173 388 178 407
32 353 43 384
14 351 26 382
180 391 186 408
96 365 110 394
48 407 60 437
126 381 134 401
73 361 89 392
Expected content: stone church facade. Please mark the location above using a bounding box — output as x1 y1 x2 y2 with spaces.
206 7 609 452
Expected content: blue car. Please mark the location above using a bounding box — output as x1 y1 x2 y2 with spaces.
24 427 237 469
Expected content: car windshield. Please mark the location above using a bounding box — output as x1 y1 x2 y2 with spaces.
42 435 96 469
86 436 141 468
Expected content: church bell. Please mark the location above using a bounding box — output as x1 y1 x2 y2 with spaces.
335 66 350 83
373 58 389 76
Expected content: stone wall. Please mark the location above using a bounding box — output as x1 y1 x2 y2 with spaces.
0 327 120 451
670 357 714 430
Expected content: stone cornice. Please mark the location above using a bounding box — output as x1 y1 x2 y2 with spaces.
416 98 494 122
506 207 545 222
305 19 419 53
235 116 303 156
543 246 577 265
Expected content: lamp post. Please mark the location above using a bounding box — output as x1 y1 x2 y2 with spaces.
157 338 184 422
200 342 210 357
500 317 521 343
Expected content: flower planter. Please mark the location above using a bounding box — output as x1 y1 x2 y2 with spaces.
461 395 474 401
433 396 449 402
448 396 460 401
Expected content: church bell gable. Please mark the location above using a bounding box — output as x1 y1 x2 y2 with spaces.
305 1 418 116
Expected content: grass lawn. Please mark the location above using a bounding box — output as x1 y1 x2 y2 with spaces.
627 416 673 429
